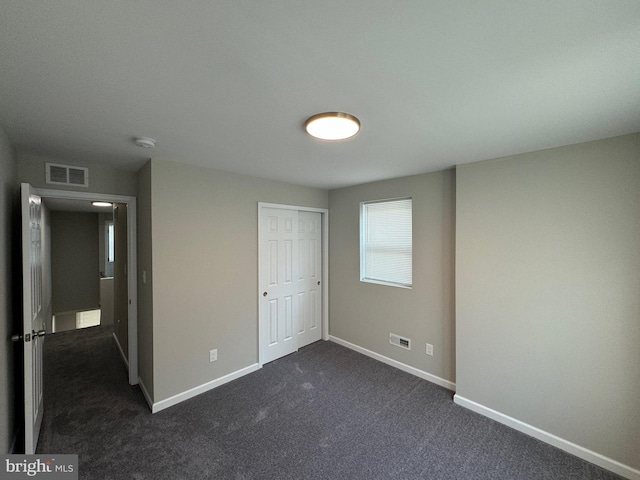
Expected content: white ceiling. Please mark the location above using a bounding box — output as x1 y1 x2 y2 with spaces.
1 1 639 190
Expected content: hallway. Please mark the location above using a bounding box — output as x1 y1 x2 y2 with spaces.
36 326 147 470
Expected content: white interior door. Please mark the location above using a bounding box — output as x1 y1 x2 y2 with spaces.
296 211 322 348
21 183 45 454
260 208 299 364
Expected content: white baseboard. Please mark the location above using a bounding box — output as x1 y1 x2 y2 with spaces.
454 395 640 480
112 332 129 369
329 335 456 392
151 363 262 414
138 377 153 412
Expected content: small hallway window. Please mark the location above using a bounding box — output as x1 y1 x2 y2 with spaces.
105 221 115 277
360 197 412 288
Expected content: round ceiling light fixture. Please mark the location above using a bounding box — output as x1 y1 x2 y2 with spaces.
305 112 360 141
133 136 156 148
92 201 113 208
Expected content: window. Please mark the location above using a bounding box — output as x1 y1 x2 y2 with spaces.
105 222 115 277
107 223 115 263
360 198 412 288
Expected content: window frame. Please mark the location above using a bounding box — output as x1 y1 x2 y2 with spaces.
359 197 413 289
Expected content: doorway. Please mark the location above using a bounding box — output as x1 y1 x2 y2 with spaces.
258 203 329 365
46 203 113 334
31 187 138 385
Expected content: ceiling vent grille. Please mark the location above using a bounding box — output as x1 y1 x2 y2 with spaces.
46 163 89 187
389 333 411 350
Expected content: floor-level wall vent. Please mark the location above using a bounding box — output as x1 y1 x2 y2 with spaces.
389 333 411 350
46 162 89 187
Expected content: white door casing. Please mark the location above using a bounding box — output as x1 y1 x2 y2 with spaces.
21 183 45 454
259 204 328 365
27 187 138 385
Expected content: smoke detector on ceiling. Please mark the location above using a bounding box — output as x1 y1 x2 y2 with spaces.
133 136 156 148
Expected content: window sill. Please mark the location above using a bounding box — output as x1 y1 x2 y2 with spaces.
360 278 412 289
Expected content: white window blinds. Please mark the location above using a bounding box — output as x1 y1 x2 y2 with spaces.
360 198 412 288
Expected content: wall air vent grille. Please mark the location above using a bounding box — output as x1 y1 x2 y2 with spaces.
389 333 411 350
46 163 89 187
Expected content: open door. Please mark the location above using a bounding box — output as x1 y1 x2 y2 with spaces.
17 187 139 387
19 183 45 453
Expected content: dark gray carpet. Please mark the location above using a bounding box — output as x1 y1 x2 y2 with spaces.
37 326 623 480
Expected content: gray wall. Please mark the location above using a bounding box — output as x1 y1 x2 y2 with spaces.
17 152 137 196
99 278 114 326
98 212 114 276
329 170 456 384
456 132 640 471
146 159 328 402
50 212 100 313
136 161 154 398
0 125 18 453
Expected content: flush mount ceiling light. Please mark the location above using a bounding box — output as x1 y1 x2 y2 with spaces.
133 136 156 148
305 112 360 140
92 201 113 208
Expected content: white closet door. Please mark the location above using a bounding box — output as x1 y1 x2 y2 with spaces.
260 208 299 364
296 211 322 348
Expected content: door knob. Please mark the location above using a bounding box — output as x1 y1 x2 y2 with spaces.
317 281 321 285
263 292 268 297
32 330 46 337
10 334 22 342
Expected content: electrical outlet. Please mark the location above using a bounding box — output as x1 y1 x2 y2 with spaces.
426 343 434 356
209 349 218 363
